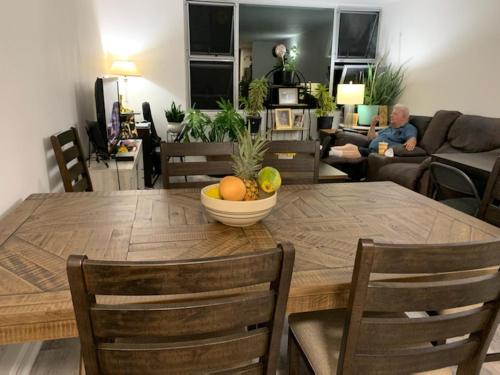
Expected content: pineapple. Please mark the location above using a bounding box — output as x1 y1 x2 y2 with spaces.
232 130 268 201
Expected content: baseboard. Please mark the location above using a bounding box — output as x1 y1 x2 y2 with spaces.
0 341 43 375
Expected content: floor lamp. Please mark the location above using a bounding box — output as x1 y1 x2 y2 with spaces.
336 83 365 127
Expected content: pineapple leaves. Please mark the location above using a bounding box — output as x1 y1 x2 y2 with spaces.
232 129 268 180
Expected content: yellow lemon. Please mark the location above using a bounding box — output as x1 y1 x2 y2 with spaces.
205 186 221 199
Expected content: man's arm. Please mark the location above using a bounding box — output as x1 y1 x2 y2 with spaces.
367 115 379 140
403 124 418 151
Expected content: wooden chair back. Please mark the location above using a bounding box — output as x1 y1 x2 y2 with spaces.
161 142 235 188
478 156 500 226
337 238 500 375
67 243 295 375
263 140 320 184
50 127 93 192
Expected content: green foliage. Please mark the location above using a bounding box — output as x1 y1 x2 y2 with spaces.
164 101 185 122
314 84 336 117
182 108 211 142
363 59 406 105
210 99 245 142
232 129 268 180
283 59 296 72
241 77 268 117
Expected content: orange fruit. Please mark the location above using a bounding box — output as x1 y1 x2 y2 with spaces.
219 176 246 201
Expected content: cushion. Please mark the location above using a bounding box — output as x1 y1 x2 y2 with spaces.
377 162 424 190
393 145 428 157
447 115 500 152
322 155 366 165
409 115 433 141
289 309 452 375
420 110 462 154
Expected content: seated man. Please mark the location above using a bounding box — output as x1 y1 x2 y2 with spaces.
329 104 418 158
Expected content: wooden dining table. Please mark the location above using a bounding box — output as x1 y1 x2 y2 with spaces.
1 182 499 345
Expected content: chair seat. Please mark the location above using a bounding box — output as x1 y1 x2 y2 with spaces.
289 309 453 375
440 197 479 215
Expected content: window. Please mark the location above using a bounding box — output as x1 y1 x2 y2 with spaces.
186 1 236 110
336 10 379 61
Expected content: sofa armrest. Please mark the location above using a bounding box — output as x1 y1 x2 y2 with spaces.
333 131 370 147
367 154 429 181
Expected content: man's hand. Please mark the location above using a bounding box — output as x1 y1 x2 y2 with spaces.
367 115 379 140
404 137 417 151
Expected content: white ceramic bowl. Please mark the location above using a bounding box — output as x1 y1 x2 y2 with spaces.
201 184 277 227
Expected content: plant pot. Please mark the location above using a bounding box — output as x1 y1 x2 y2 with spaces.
357 105 379 126
167 121 183 134
317 116 334 130
247 116 261 134
273 70 295 86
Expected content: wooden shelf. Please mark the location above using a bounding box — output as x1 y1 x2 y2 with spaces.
267 103 309 108
272 127 306 132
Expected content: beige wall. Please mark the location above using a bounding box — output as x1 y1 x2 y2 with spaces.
0 0 104 216
378 0 500 117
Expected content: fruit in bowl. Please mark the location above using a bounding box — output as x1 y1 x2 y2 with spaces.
200 130 281 227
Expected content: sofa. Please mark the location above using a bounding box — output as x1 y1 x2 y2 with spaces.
322 110 500 194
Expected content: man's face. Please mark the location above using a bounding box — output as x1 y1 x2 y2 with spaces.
390 109 406 127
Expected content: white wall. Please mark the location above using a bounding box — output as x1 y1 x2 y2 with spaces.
379 0 500 117
94 0 186 140
0 0 104 216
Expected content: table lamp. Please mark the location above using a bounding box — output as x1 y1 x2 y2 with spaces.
336 83 365 127
109 60 141 111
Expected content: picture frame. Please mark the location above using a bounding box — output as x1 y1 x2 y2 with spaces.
275 108 292 129
278 87 298 105
293 113 304 128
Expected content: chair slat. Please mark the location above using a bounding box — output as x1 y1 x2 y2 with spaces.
354 338 479 374
210 363 262 374
91 291 276 338
97 328 269 374
72 178 88 192
68 163 85 182
83 249 282 295
167 161 234 176
371 240 500 273
478 156 500 225
163 142 235 157
359 305 493 347
266 140 317 154
63 145 80 164
57 129 76 146
365 273 500 312
263 159 314 172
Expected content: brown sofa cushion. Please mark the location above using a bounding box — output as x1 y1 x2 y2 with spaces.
377 162 425 190
419 110 461 154
393 145 427 157
409 115 433 141
447 115 500 152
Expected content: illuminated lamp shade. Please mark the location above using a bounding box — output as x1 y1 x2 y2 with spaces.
110 60 141 77
336 83 365 127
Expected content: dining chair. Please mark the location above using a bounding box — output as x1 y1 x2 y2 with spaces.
263 140 320 184
51 127 93 192
477 156 500 227
161 141 236 188
288 238 500 374
429 161 480 215
67 243 295 375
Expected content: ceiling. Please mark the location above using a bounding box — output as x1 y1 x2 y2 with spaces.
239 5 335 43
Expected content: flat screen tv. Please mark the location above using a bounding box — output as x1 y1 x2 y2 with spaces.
337 11 379 60
94 77 120 145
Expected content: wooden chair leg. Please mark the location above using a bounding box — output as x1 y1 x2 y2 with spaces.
79 350 86 375
288 329 301 375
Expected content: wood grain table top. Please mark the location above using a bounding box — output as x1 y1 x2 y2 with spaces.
1 182 499 344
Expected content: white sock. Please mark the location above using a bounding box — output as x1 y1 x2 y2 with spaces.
329 149 344 157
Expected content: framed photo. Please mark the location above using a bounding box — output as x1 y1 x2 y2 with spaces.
275 108 292 129
293 113 304 128
278 87 298 105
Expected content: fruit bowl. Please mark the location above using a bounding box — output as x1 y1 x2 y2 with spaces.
201 184 277 227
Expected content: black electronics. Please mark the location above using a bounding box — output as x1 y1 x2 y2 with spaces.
94 77 120 145
86 121 109 160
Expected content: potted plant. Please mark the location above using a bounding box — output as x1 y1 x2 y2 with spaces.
181 107 211 143
164 101 185 134
240 77 268 133
358 63 381 126
273 56 297 85
210 98 246 142
314 84 337 129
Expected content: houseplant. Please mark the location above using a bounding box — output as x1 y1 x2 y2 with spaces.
240 76 268 133
164 101 185 134
181 107 211 143
358 62 381 125
210 98 246 142
314 84 337 129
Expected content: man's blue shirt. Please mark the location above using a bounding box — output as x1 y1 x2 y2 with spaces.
368 123 418 153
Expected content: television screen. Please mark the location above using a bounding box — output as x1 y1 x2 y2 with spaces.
95 78 120 144
189 3 234 55
337 11 379 59
190 61 233 109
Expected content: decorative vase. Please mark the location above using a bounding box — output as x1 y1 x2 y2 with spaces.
317 116 333 130
247 116 262 134
378 105 388 127
357 105 379 126
273 70 295 86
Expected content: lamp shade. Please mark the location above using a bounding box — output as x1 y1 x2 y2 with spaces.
110 60 141 77
336 83 365 105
